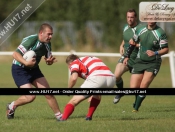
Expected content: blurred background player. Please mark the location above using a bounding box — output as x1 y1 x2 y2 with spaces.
6 23 62 120
123 21 169 112
58 54 115 121
113 9 142 104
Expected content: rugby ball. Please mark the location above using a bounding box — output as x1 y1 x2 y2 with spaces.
23 50 36 61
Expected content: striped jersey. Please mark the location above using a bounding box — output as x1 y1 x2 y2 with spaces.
69 56 114 79
13 34 52 68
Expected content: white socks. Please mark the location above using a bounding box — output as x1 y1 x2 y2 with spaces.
55 112 62 120
9 101 16 110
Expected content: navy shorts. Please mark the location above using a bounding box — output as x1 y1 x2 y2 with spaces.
12 64 44 88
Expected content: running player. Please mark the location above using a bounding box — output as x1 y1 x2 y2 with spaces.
113 9 143 104
123 21 169 112
6 23 62 120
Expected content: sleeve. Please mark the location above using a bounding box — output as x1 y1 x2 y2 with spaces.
45 43 52 58
159 33 168 49
16 37 35 56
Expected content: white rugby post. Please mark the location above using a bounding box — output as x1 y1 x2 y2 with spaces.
169 51 175 88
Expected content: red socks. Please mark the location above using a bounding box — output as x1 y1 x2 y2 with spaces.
86 97 100 117
61 104 75 120
62 98 100 120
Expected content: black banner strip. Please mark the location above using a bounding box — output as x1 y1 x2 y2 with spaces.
0 88 175 95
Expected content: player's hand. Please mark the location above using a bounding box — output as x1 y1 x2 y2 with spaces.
146 50 156 57
24 58 36 67
123 58 129 65
129 39 136 45
44 55 57 65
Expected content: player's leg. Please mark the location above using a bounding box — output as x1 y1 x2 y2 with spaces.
82 76 105 120
7 65 36 119
133 71 155 112
140 71 155 88
33 76 62 120
113 63 128 104
86 95 101 120
114 62 129 88
130 73 143 112
86 76 114 120
7 84 36 119
130 73 143 88
61 95 88 121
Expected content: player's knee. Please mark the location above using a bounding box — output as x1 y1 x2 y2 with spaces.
44 95 55 100
92 95 101 100
69 98 81 106
116 76 121 82
140 83 149 88
27 95 36 103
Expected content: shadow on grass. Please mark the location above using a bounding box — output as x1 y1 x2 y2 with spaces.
151 109 175 112
118 117 145 120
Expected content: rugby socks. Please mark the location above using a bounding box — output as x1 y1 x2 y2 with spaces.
116 78 123 88
133 95 137 108
9 101 17 110
86 97 100 118
55 112 62 120
61 104 74 120
134 95 146 111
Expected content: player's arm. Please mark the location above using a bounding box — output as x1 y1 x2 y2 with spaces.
14 38 36 67
146 33 169 57
13 52 36 67
44 44 57 65
68 72 78 88
124 38 136 58
120 40 124 55
123 36 138 65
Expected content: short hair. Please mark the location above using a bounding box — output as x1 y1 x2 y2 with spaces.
39 23 53 32
127 9 137 17
66 54 79 64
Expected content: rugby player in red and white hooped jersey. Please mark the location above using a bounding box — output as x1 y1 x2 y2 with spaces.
58 54 115 121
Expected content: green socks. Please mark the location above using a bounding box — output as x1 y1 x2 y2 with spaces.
134 95 146 111
116 78 123 88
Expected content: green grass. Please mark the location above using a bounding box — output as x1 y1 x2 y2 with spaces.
1 96 175 132
0 56 174 131
0 56 172 88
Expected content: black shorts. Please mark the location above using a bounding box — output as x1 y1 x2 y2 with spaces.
12 64 44 88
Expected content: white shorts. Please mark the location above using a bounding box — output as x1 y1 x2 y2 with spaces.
80 75 115 88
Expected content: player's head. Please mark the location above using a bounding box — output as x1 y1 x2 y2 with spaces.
126 9 137 27
66 54 79 65
38 23 53 43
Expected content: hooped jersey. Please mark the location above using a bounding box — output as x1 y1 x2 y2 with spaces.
13 34 52 68
69 56 114 79
134 25 168 62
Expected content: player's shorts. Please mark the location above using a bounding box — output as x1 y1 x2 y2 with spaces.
12 64 44 88
131 59 162 76
117 56 135 73
80 75 115 88
81 75 115 98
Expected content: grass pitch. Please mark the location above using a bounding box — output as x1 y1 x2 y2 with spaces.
1 95 175 132
0 56 174 132
0 56 172 88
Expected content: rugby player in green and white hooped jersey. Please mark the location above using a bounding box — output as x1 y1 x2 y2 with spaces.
7 23 62 121
124 22 169 112
113 9 144 104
